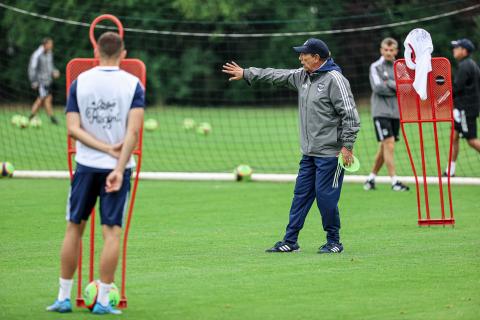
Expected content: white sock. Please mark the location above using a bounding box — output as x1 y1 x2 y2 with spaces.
58 278 73 301
391 176 399 185
367 173 376 181
445 161 456 175
98 282 112 307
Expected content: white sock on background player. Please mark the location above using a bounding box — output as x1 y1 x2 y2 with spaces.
445 161 456 176
391 176 399 185
98 282 112 306
367 173 376 181
58 278 73 301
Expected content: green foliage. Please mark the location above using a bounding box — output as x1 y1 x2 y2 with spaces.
0 1 479 105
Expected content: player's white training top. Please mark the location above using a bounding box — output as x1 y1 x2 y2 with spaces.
404 28 433 100
66 66 145 170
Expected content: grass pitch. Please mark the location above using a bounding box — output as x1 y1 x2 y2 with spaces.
1 178 479 319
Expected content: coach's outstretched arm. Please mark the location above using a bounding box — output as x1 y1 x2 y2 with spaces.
105 108 144 193
222 61 301 90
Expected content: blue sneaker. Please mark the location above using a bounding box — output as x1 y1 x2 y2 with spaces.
92 302 122 315
46 299 72 313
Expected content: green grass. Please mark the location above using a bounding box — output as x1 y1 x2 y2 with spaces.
1 104 479 176
1 178 479 319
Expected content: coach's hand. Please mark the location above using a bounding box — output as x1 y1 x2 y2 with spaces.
340 147 354 166
31 82 39 89
106 169 123 193
222 61 244 81
108 143 123 159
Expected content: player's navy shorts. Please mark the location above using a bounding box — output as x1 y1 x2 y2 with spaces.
373 117 400 142
453 109 478 140
66 163 131 227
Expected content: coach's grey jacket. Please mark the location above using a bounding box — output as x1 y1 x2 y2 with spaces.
28 46 58 86
243 58 360 157
369 56 399 119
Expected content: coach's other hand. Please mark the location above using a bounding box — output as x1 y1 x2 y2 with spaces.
222 61 244 81
106 170 123 193
340 147 354 166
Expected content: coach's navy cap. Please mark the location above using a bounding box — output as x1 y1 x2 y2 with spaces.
451 38 475 53
293 38 330 58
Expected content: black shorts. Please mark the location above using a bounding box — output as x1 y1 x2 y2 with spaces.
373 117 400 142
38 84 51 98
454 111 477 140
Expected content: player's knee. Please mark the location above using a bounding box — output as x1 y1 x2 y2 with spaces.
382 138 395 149
102 225 122 241
66 221 86 237
466 138 478 147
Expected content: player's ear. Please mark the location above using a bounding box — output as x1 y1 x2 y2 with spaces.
120 50 127 60
94 48 100 59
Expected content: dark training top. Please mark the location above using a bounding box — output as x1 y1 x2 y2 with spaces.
453 57 480 118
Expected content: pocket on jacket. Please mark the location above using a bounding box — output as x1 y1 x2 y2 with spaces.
310 123 339 152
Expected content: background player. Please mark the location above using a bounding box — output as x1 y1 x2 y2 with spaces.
444 38 480 177
28 37 61 124
364 38 409 191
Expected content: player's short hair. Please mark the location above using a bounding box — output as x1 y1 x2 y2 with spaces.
98 32 124 58
42 37 53 45
381 37 398 48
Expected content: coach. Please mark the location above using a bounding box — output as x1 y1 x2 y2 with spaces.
222 38 360 254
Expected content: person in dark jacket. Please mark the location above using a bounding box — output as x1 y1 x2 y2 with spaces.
444 38 480 177
222 38 360 254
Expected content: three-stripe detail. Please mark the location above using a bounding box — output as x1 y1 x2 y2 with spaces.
330 246 340 253
328 70 356 127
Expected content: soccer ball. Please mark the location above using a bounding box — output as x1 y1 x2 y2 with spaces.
83 281 120 310
234 164 253 181
1 162 15 178
30 117 42 128
83 281 98 310
109 283 120 307
196 122 212 135
17 116 29 128
183 118 196 130
144 118 159 131
11 115 22 126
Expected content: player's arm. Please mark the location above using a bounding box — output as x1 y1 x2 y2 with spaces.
105 108 144 193
28 51 40 88
65 80 121 158
105 82 146 193
369 64 396 96
66 113 121 157
222 61 300 90
51 54 60 79
329 75 361 166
